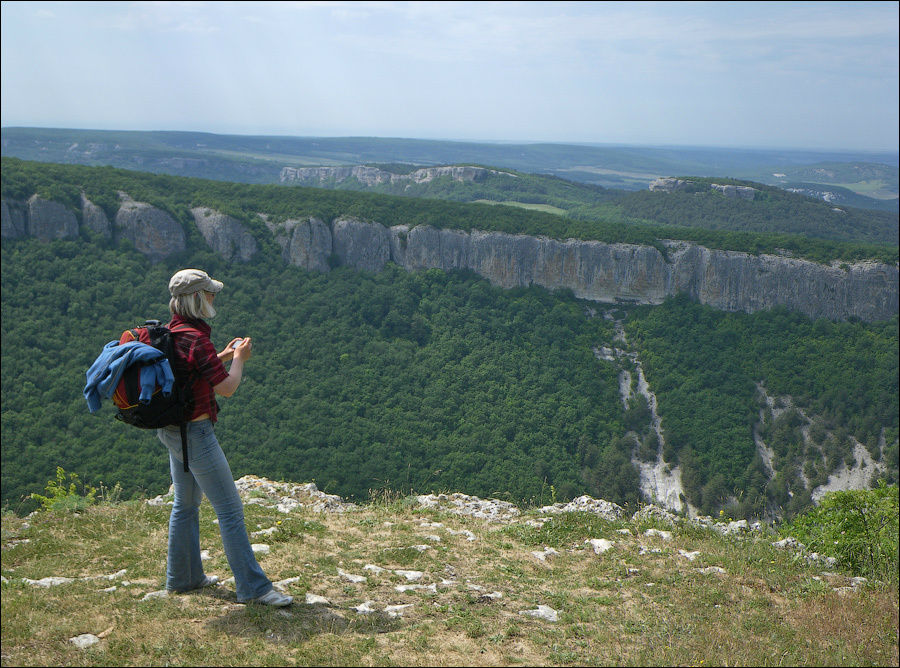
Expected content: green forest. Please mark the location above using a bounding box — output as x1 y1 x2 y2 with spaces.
1 158 897 520
2 237 897 519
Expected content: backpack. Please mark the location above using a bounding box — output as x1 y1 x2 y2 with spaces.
112 319 200 472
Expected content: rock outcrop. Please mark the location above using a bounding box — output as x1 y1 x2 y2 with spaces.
2 195 896 322
1 199 27 238
26 195 80 240
114 197 186 261
266 216 333 272
81 194 111 238
279 165 514 186
333 217 392 272
649 177 759 200
191 207 258 262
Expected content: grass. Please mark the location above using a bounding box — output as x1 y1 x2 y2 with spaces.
2 485 897 667
472 199 568 215
814 179 898 200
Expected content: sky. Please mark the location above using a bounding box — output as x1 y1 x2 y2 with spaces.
1 1 898 152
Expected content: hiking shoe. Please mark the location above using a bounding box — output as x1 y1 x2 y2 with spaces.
252 589 293 607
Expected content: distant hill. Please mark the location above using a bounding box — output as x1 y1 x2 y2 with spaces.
274 164 900 246
2 126 896 209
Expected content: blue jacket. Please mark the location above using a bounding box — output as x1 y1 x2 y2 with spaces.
84 341 175 413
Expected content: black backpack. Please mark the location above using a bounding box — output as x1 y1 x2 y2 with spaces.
113 320 199 472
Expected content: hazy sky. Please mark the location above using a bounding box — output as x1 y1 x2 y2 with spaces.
2 1 898 151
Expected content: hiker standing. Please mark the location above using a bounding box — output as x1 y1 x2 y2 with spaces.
157 268 292 606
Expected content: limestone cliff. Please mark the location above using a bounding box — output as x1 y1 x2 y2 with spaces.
264 215 332 272
2 195 896 322
191 207 258 262
649 177 759 200
279 164 515 186
114 197 185 262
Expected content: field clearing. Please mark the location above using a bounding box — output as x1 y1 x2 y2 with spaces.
201 148 352 167
473 199 567 215
817 179 898 200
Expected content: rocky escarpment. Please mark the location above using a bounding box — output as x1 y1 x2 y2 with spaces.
114 195 186 261
191 207 258 262
649 177 759 200
279 164 515 186
2 195 897 322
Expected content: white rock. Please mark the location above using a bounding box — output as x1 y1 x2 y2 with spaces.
520 604 558 622
481 591 503 600
447 528 477 541
539 495 625 521
395 583 437 594
616 528 632 535
678 549 701 561
394 569 424 581
773 537 804 550
714 520 749 535
69 633 100 649
251 543 270 555
305 593 330 605
699 566 727 575
141 589 169 601
99 586 117 593
352 600 376 614
416 492 520 522
587 539 614 554
643 528 673 541
274 576 301 588
250 527 278 538
23 577 74 587
337 568 366 583
531 547 559 561
364 564 386 574
385 603 414 617
409 545 431 551
424 534 442 542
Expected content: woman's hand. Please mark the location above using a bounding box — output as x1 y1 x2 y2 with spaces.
213 337 251 397
231 336 252 362
218 337 249 362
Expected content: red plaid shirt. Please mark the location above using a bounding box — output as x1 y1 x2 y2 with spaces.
167 314 229 422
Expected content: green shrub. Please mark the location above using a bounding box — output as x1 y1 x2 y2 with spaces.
29 466 97 512
781 480 899 582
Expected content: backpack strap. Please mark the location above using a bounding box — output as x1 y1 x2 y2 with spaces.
180 422 189 474
167 323 203 474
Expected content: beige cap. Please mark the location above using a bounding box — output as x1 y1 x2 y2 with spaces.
168 269 224 297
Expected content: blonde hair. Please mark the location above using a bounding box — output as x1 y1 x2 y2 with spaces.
169 290 217 320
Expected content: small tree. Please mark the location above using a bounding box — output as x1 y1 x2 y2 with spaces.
30 467 97 512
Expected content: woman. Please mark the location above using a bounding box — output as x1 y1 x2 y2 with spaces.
157 268 292 607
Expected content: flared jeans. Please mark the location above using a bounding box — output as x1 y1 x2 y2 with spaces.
157 420 272 601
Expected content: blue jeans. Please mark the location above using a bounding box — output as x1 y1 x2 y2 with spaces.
157 420 272 601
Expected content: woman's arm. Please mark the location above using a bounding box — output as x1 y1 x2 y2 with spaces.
213 337 252 397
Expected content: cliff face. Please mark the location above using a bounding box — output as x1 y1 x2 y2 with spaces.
191 207 258 262
279 164 514 186
2 195 897 322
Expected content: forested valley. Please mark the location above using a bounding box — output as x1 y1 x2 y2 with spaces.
2 236 896 519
